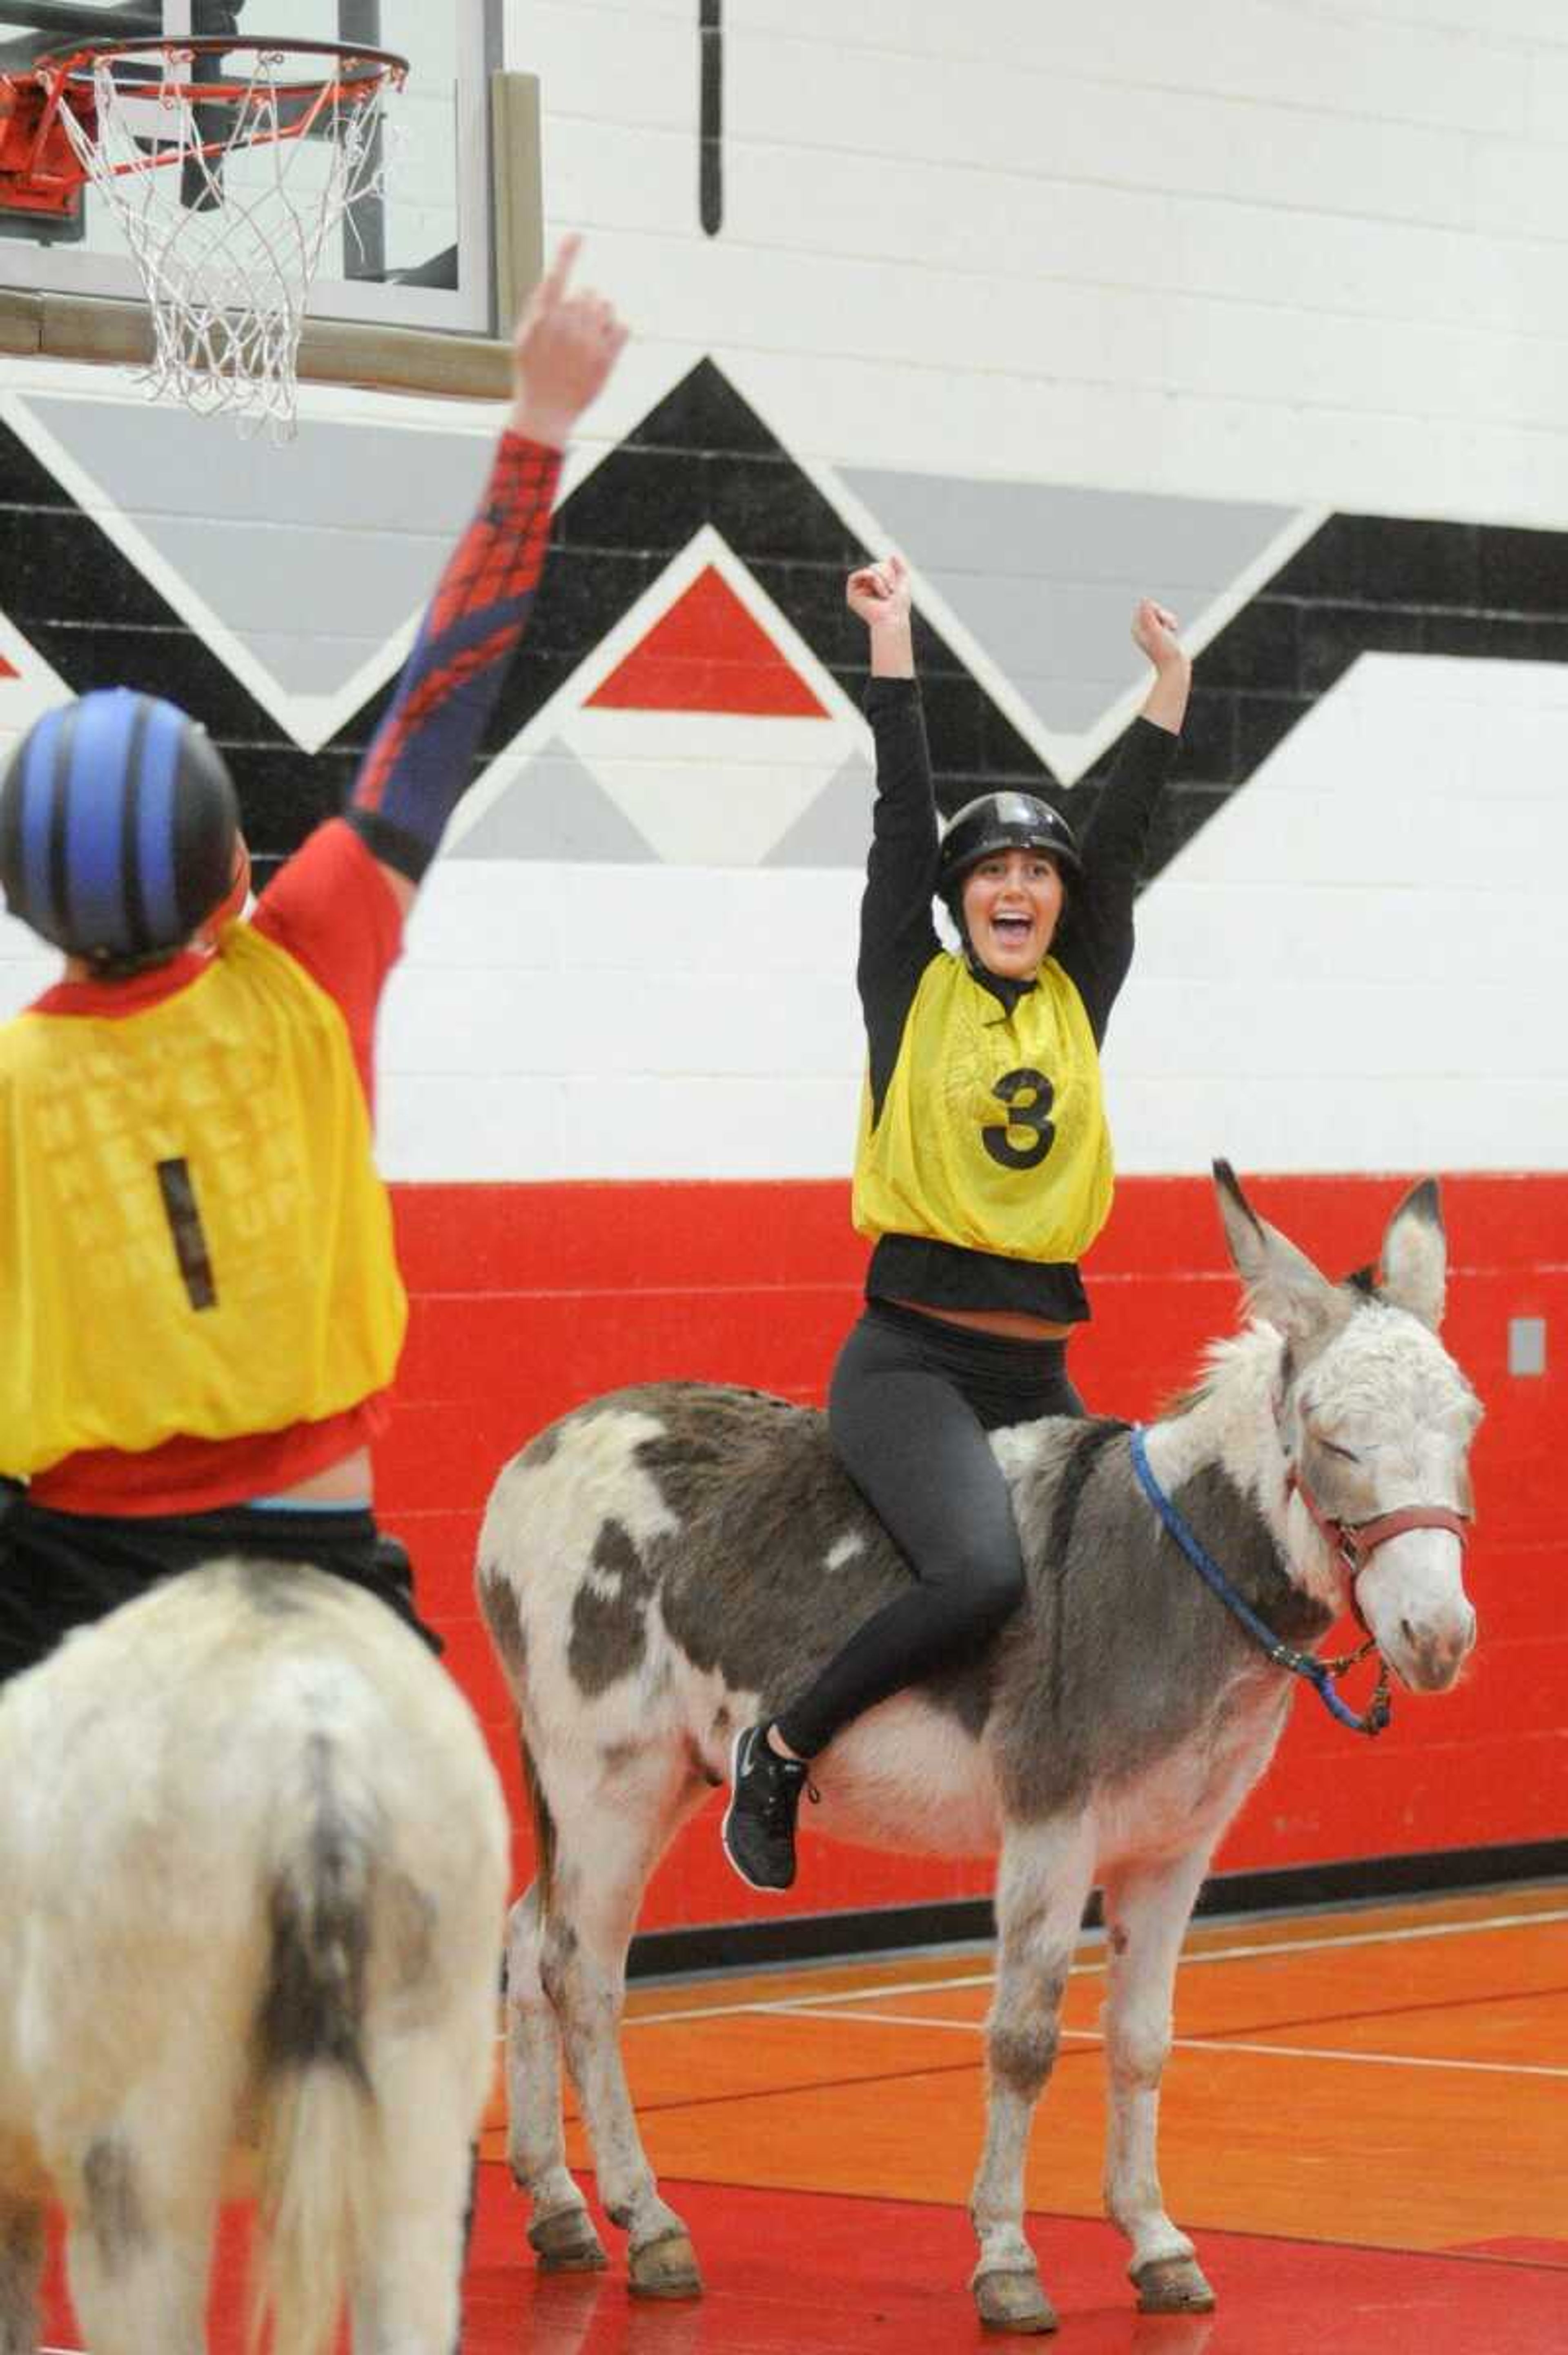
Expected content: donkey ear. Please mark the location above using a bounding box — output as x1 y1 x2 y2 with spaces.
1212 1160 1350 1351
1379 1177 1446 1330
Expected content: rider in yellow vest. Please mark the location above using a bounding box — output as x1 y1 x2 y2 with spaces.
0 241 626 1682
724 554 1192 1889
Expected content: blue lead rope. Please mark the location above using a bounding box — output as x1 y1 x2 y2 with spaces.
1129 1426 1390 1738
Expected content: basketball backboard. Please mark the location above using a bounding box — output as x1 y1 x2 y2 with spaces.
0 0 519 355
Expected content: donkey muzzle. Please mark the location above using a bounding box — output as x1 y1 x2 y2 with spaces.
1393 1599 1477 1692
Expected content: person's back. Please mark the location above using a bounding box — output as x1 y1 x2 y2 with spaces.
2 810 407 1511
0 239 627 1682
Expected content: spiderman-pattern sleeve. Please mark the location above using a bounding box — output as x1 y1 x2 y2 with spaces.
345 432 564 881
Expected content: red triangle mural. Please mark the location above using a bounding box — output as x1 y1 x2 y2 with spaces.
586 565 827 717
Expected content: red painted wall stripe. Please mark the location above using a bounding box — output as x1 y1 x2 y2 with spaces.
385 1173 1567 1927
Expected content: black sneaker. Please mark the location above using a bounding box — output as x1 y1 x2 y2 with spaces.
722 1723 813 1892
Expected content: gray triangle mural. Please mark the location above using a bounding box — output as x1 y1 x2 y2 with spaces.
23 394 503 699
763 751 877 868
447 740 657 863
841 469 1298 735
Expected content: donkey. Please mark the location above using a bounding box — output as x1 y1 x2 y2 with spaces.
0 1558 509 2355
476 1166 1480 2333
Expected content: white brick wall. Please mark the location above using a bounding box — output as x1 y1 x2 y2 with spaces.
367 648 1568 1181
376 866 864 1179
518 0 1568 518
1109 655 1568 1174
482 2 1568 1179
5 6 1568 1185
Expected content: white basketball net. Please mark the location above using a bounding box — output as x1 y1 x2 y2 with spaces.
49 43 401 436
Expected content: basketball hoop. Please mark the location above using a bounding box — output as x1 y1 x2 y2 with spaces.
25 36 408 434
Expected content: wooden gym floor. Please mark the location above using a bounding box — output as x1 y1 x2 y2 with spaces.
40 1880 1567 2351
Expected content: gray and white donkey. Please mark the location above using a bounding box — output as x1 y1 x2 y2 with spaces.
477 1165 1480 2333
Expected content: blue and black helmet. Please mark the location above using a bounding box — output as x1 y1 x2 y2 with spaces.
0 689 238 964
935 789 1081 917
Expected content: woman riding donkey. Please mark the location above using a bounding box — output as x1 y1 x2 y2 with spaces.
0 240 626 1681
725 555 1192 1889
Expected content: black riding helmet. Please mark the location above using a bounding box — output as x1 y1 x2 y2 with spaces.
935 789 1081 922
0 688 238 967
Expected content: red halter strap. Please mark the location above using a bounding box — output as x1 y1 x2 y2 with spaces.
1285 1468 1472 1582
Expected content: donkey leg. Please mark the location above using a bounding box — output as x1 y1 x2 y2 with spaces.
506 1882 607 2273
546 1765 706 2299
349 2030 477 2355
63 2125 216 2355
0 2195 45 2355
1100 1848 1216 2314
969 1819 1096 2335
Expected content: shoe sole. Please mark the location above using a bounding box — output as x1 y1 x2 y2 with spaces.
720 1725 794 1894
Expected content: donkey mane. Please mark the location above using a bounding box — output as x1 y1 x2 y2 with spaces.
1156 1319 1280 1423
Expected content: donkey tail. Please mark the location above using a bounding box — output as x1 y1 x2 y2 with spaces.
520 1730 558 1914
249 1730 381 2355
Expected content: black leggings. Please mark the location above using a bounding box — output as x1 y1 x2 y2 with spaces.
775 1300 1085 1759
0 1488 440 1687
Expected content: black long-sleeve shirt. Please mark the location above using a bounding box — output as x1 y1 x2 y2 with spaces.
855 677 1178 1321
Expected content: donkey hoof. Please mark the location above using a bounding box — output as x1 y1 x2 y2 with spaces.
629 2229 703 2300
974 2268 1059 2334
528 2205 608 2273
1133 2255 1216 2314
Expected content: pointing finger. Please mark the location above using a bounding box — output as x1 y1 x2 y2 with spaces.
538 233 582 311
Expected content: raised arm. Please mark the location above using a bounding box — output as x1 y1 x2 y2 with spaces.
346 238 628 914
848 556 944 1115
1054 599 1191 1039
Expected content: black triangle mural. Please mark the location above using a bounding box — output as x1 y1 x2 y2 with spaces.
5 363 1568 888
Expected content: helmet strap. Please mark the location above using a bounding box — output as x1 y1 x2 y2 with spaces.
957 925 1037 1010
